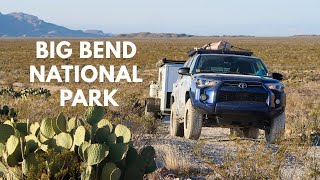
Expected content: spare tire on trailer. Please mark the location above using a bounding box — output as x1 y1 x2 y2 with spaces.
184 99 202 140
265 111 286 143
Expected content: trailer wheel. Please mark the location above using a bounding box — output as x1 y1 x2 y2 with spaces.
170 102 184 137
184 99 202 140
265 111 286 143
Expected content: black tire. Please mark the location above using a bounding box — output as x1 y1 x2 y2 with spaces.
170 102 184 137
145 104 156 119
184 99 202 140
265 111 286 143
243 127 259 139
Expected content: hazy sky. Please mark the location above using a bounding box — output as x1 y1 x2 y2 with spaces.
0 0 319 36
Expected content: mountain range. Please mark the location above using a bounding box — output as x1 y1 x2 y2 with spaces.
0 12 199 38
0 12 112 37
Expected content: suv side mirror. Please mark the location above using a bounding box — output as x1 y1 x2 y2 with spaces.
178 67 190 76
271 72 283 81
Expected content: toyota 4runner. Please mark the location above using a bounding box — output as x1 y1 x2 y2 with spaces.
170 43 286 143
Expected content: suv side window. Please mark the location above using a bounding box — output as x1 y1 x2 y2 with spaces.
189 55 199 73
184 57 193 67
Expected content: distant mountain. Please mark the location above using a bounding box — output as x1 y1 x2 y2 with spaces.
113 32 195 38
0 12 111 37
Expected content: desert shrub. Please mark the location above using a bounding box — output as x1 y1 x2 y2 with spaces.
112 92 159 135
216 141 287 180
26 149 80 179
0 105 17 120
0 87 51 98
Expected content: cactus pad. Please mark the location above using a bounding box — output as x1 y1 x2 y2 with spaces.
67 117 78 132
40 118 56 139
3 120 14 127
30 122 40 136
6 135 20 155
6 135 22 167
0 161 7 174
94 128 109 144
84 144 109 166
101 163 121 180
53 112 67 133
84 106 105 126
114 124 131 143
16 122 29 136
0 124 15 143
78 142 91 161
25 134 39 154
74 126 87 146
97 119 113 132
54 132 73 150
109 143 128 162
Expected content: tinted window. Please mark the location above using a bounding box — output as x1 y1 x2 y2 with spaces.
195 55 268 76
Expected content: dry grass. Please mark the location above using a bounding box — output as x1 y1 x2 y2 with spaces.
155 145 195 176
0 37 320 179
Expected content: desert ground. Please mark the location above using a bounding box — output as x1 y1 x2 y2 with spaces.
0 37 319 179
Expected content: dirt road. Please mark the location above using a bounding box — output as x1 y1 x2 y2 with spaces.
143 126 320 179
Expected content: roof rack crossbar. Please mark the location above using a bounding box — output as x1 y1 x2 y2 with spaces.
187 49 253 57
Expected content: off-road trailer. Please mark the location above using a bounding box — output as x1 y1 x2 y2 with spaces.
144 58 185 118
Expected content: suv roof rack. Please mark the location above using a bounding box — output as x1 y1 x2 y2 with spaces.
156 58 186 67
187 49 253 57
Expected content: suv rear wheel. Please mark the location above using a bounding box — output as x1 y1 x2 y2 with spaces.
170 102 184 137
184 99 202 140
265 111 286 143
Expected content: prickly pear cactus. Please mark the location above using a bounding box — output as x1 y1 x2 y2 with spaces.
0 107 157 179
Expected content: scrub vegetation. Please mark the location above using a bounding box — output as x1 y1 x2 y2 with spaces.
0 37 319 179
